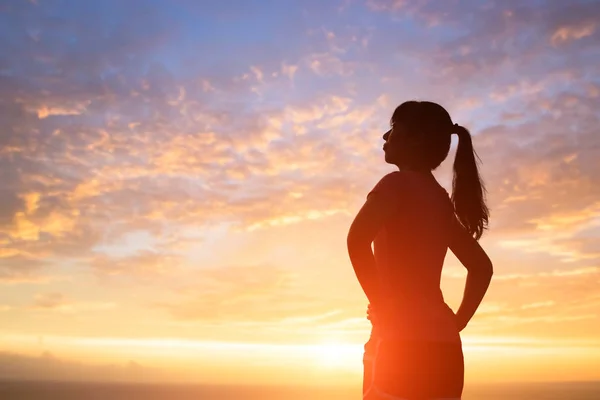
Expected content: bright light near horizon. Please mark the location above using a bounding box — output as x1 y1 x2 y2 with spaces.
0 333 365 366
313 341 363 369
1 333 599 384
4 333 600 358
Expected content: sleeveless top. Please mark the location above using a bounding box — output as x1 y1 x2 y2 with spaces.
368 171 461 343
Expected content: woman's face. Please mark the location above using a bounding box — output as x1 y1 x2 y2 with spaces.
382 122 408 166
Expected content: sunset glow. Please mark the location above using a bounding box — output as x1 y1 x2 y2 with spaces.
1 0 599 387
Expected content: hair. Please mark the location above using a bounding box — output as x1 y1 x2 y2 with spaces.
391 101 489 240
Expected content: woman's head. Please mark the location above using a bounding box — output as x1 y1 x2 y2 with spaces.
383 100 490 239
383 101 453 170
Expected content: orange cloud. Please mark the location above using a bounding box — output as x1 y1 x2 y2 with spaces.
551 21 597 45
28 292 115 313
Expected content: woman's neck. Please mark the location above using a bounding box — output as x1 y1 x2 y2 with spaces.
397 165 434 178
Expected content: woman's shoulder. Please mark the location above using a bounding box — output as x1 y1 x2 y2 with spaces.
378 170 412 183
374 171 406 188
378 170 427 187
369 171 412 198
373 171 451 200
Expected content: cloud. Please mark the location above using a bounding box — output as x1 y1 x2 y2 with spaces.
0 351 160 382
0 0 599 359
29 292 116 313
30 102 90 119
0 255 47 284
459 266 600 338
1 2 597 247
281 62 299 81
154 264 316 322
32 292 65 309
551 21 597 46
363 0 600 86
90 250 185 280
366 0 415 13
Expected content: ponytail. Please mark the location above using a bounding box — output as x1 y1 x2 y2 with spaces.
451 124 489 240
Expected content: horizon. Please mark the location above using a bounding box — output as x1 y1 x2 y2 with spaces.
0 378 599 387
1 0 599 389
0 380 598 400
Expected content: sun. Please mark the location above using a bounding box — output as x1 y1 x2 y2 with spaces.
312 340 362 369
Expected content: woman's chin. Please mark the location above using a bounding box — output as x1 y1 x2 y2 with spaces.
384 152 402 166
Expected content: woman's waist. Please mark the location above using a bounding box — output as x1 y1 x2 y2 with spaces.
379 291 448 313
370 321 461 343
371 303 459 340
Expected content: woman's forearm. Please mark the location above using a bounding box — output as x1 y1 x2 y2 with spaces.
455 269 493 331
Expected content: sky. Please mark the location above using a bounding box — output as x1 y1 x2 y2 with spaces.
0 0 599 387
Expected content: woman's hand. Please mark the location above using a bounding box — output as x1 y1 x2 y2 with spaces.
454 313 467 332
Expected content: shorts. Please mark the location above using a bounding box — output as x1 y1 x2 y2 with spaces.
363 336 464 399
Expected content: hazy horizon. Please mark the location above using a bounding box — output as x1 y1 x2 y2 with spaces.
1 0 599 389
0 380 599 400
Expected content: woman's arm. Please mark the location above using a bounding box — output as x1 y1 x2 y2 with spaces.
347 174 400 310
449 217 494 331
347 202 381 307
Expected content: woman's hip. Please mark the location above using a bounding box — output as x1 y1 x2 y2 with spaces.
363 335 464 399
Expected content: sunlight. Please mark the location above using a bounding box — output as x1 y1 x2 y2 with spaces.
2 332 600 384
312 340 362 369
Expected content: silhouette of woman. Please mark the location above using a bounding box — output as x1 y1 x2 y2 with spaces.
347 101 494 399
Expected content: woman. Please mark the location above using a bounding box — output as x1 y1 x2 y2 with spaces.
347 101 494 400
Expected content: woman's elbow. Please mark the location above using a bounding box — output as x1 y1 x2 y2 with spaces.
467 255 493 278
481 258 494 278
